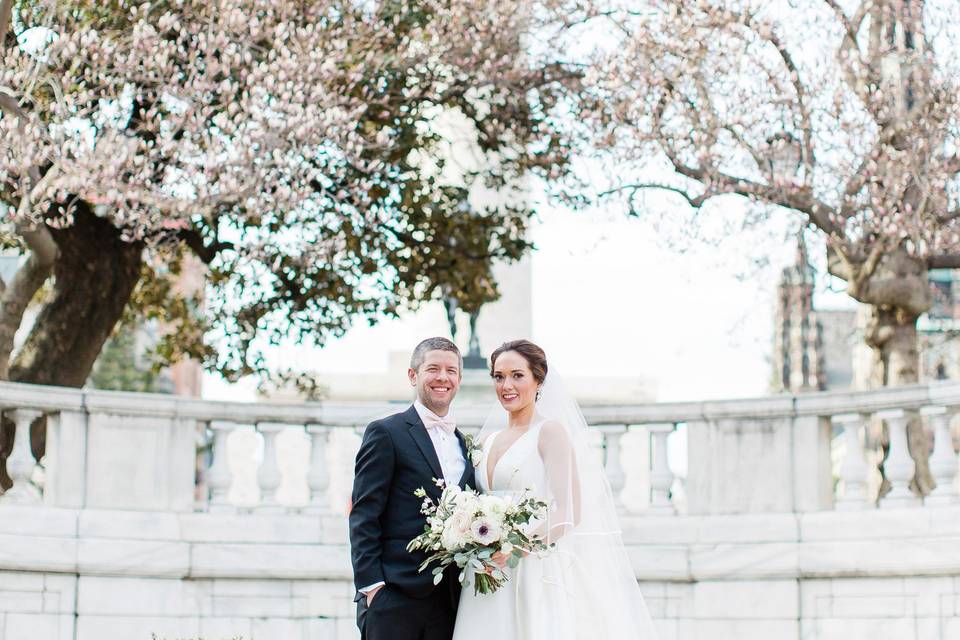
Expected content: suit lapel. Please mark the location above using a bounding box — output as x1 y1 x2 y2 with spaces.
455 430 476 490
405 405 444 482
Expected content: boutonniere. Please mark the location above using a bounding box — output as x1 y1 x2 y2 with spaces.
463 433 483 468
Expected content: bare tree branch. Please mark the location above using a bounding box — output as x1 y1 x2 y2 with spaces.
826 243 855 281
937 208 960 224
944 154 960 175
823 0 880 109
0 89 27 120
857 238 887 286
653 102 842 235
176 227 233 264
0 223 57 380
722 124 767 173
821 0 858 42
598 183 703 210
0 0 13 48
743 15 817 180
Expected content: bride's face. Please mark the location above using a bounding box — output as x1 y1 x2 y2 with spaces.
492 351 539 413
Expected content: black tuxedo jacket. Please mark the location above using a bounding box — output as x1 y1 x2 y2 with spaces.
349 404 476 601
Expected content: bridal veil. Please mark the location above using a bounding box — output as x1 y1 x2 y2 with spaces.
477 371 661 638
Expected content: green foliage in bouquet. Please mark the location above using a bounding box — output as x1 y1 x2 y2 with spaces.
407 482 552 595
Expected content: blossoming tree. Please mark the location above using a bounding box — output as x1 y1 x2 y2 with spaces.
588 0 960 392
0 0 575 389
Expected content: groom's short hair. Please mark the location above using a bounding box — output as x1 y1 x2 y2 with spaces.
410 337 462 371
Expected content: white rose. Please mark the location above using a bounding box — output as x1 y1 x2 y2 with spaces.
441 525 468 551
450 503 474 527
454 490 479 511
480 494 507 521
441 511 472 551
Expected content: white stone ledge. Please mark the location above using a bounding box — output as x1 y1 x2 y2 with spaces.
0 381 84 411
5 505 960 584
799 537 960 578
0 506 78 538
190 543 352 580
690 542 800 580
799 508 943 540
622 512 802 544
179 513 324 543
8 378 960 429
0 534 78 573
78 539 190 577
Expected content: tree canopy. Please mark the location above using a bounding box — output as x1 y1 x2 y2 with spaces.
581 0 960 386
0 0 578 387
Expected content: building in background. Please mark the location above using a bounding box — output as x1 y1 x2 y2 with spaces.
918 269 960 382
772 236 857 393
773 244 960 392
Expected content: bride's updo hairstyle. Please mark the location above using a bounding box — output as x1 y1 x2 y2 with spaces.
489 339 548 384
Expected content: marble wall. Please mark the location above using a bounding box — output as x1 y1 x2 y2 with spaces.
1 381 959 639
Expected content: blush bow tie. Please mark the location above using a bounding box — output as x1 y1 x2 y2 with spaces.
423 415 456 435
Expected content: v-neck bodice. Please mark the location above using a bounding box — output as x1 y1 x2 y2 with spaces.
478 422 546 495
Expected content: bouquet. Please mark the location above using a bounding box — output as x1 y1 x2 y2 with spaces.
407 481 551 594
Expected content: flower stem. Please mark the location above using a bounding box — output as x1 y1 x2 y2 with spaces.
473 573 503 595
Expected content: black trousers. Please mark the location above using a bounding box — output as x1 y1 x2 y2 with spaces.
356 584 456 640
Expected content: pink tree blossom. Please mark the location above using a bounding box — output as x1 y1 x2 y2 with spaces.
584 0 960 389
0 0 578 388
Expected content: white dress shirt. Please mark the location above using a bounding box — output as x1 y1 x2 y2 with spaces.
414 399 466 487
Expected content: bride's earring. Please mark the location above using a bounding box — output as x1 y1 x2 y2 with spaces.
536 388 542 402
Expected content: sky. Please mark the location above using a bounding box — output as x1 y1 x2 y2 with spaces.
203 194 856 404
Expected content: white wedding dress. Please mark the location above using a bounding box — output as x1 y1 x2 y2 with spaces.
452 376 660 640
453 419 577 640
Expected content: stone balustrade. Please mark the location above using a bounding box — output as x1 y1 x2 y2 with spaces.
5 380 958 514
2 380 960 640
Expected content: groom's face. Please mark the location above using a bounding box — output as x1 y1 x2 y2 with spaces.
408 349 461 415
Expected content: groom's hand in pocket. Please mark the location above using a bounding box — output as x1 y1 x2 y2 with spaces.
365 584 384 605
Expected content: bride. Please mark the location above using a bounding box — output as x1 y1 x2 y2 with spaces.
453 339 660 640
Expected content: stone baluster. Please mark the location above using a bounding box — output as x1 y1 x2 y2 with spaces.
877 409 922 508
647 423 677 514
192 421 212 511
602 426 627 506
305 424 331 513
925 407 959 505
207 420 236 512
832 413 870 510
1 409 43 504
256 423 285 513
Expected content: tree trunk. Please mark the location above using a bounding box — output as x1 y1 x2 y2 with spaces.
863 305 934 496
829 245 934 497
0 204 143 489
8 204 143 386
863 306 921 387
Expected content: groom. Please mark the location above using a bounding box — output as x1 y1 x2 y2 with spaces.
350 337 476 640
